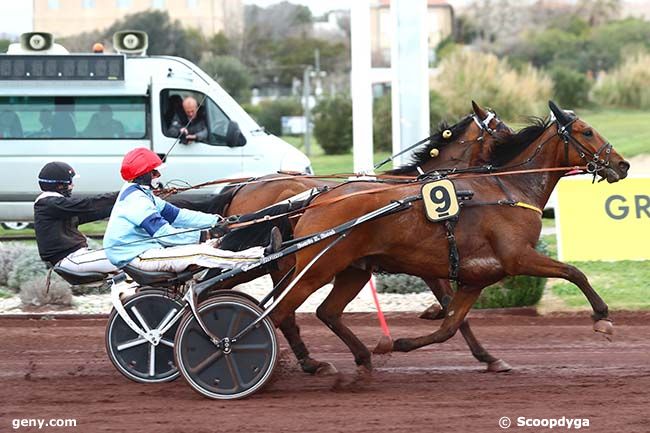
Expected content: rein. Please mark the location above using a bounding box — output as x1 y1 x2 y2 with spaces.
226 164 587 231
156 172 419 199
228 182 416 230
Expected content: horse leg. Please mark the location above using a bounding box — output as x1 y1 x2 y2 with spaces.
458 321 511 372
418 278 448 320
278 313 338 375
507 247 612 337
268 266 338 375
315 267 374 373
422 278 510 372
393 285 481 352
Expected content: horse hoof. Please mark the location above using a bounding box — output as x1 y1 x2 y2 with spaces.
392 338 414 353
330 364 374 392
372 335 394 354
593 319 614 340
419 304 444 321
487 359 512 373
356 365 373 380
315 362 338 376
299 358 322 375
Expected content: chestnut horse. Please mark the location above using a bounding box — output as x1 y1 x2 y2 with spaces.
221 103 517 373
265 101 629 373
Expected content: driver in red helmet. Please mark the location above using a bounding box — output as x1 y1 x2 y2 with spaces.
103 148 280 272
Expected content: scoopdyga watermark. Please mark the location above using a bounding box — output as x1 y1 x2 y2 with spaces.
499 416 590 429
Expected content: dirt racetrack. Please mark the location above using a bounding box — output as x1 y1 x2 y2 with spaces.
1 311 649 433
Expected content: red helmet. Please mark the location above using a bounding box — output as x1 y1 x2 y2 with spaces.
120 148 163 181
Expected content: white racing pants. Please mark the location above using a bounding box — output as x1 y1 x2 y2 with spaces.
128 243 265 273
58 247 119 274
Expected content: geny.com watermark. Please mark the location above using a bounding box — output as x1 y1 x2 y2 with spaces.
11 418 77 430
499 416 590 429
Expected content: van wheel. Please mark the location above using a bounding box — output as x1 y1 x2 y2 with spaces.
1 222 33 230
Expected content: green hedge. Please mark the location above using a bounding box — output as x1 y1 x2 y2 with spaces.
0 242 108 299
373 91 448 152
374 273 429 294
374 240 549 309
312 96 353 155
549 66 592 108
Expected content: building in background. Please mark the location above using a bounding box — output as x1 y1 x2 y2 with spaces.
33 0 243 37
370 0 453 67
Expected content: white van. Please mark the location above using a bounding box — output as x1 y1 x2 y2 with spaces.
0 32 311 222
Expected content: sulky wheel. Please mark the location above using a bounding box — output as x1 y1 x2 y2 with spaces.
174 294 278 400
105 289 184 383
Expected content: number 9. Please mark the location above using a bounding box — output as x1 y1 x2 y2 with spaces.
429 185 451 213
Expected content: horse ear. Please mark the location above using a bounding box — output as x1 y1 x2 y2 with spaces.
548 100 570 125
472 100 488 120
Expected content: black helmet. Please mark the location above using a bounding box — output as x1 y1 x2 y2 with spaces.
38 161 76 195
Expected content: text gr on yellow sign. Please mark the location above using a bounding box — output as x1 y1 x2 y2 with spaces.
555 177 649 261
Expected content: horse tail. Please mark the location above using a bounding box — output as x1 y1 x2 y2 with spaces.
207 183 241 214
218 198 308 252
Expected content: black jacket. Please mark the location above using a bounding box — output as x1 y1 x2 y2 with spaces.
34 192 118 265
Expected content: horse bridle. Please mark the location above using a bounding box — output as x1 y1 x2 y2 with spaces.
473 111 497 136
556 117 613 177
494 115 613 183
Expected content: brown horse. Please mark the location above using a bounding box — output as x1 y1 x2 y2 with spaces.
266 101 629 373
222 102 515 373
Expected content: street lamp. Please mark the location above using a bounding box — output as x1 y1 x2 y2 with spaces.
302 63 327 158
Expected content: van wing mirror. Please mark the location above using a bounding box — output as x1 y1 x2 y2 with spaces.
225 121 247 147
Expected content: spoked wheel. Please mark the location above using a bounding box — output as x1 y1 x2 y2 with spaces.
175 294 278 400
105 289 184 383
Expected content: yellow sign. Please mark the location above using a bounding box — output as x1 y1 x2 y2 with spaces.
422 179 460 222
556 177 650 261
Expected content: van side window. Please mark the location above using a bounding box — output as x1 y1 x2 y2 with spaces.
0 96 146 139
160 89 231 146
205 97 230 144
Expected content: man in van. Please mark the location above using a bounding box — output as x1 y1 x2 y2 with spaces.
103 147 281 273
34 162 119 273
83 105 125 138
167 96 207 144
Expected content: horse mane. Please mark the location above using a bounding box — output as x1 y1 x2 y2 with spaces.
489 117 551 167
386 115 474 175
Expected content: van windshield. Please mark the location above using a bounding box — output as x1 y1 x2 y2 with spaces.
0 96 147 139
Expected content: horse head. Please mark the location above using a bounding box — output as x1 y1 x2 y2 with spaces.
388 102 511 175
471 100 512 135
549 100 630 183
470 100 513 164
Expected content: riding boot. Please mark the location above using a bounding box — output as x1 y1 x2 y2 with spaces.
264 226 283 271
264 226 283 255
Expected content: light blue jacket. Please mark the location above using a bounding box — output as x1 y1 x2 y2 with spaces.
103 183 219 267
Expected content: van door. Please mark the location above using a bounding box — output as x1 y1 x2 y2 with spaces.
152 87 244 194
